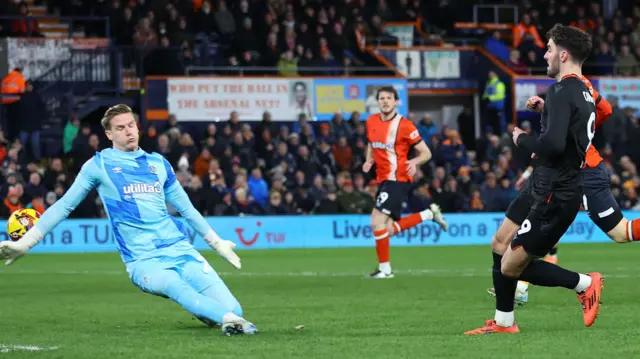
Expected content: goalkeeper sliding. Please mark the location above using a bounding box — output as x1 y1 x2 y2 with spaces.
0 105 257 336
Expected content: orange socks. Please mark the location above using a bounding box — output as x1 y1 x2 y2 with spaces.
626 219 640 242
374 228 390 263
391 212 423 235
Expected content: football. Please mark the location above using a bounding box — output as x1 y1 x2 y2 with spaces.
7 208 41 241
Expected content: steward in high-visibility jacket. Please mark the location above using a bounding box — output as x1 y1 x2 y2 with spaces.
483 71 507 133
483 72 506 111
512 15 545 49
1 68 26 104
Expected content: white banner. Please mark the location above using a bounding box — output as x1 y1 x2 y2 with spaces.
423 51 460 79
395 50 422 79
385 25 414 48
166 78 315 121
5 38 110 80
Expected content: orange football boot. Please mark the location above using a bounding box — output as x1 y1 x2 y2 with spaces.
464 319 520 335
578 272 604 327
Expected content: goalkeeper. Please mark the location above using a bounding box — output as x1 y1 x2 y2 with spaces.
0 105 257 336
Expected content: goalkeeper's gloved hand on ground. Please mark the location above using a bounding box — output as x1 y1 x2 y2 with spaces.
0 227 43 265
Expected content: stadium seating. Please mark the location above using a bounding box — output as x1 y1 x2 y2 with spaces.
0 0 639 219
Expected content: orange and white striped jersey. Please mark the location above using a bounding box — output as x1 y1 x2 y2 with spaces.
366 113 422 183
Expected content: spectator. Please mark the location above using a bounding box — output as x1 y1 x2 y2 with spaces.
17 81 45 162
616 45 639 76
594 42 616 76
264 191 288 215
485 31 509 63
248 168 269 207
507 49 529 75
480 172 501 212
314 187 339 214
234 187 262 216
438 176 465 213
336 179 372 214
133 17 158 49
331 113 352 139
332 136 353 171
63 117 80 155
0 185 23 218
417 114 438 141
278 50 298 76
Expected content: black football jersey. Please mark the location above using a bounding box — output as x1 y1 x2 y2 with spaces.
517 76 596 200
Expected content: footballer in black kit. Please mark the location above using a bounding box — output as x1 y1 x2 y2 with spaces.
466 24 603 335
510 76 595 257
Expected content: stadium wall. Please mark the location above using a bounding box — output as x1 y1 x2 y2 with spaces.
0 212 623 253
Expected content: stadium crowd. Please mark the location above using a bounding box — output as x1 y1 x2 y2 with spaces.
2 106 640 219
1 0 640 219
489 1 640 76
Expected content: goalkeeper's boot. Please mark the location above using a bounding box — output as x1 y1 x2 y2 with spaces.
221 317 258 336
429 204 448 232
366 269 394 279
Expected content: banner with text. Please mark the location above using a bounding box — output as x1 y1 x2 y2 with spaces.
514 77 600 119
598 77 640 116
376 49 477 91
1 37 110 80
0 212 617 253
312 78 408 121
166 78 315 121
385 25 414 47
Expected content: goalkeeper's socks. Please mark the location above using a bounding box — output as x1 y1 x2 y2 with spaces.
374 228 390 272
391 209 433 235
222 312 243 324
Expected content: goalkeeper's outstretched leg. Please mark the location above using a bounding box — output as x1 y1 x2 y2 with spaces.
127 252 257 336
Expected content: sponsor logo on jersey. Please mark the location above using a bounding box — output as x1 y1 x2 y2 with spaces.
123 182 162 199
371 141 394 150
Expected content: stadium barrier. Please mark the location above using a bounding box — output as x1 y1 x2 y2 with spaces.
0 212 620 253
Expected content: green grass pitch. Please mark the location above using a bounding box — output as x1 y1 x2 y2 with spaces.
0 243 637 358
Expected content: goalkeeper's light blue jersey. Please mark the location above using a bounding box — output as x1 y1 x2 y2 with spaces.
35 148 211 263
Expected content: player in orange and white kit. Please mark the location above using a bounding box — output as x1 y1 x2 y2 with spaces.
362 86 448 279
488 74 640 304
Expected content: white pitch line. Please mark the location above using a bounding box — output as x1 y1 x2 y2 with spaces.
0 344 59 353
0 268 637 278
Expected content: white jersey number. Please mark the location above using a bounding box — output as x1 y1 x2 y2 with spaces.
581 112 596 167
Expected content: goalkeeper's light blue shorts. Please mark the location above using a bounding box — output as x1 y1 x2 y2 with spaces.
125 248 242 316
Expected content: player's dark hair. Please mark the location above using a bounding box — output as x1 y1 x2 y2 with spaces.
376 86 399 100
101 104 134 130
546 24 592 64
293 81 306 90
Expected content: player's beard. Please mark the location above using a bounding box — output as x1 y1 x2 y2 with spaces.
546 55 559 78
381 109 394 118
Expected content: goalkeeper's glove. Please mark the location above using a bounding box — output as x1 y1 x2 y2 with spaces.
204 230 242 270
0 227 43 265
